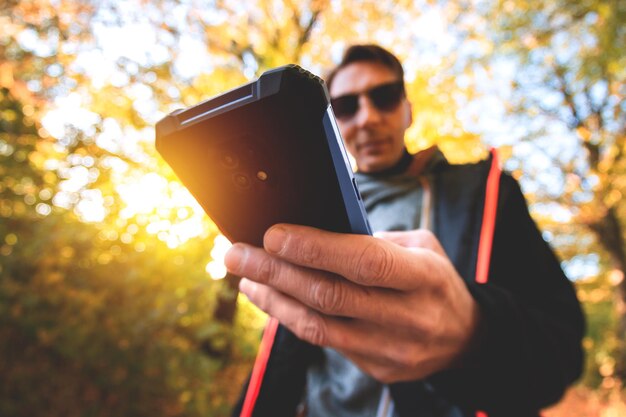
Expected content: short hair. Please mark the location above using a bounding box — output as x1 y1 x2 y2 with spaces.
325 44 405 93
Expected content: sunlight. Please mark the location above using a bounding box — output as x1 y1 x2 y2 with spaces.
41 92 101 141
205 234 232 280
115 172 207 248
75 189 106 222
117 172 168 218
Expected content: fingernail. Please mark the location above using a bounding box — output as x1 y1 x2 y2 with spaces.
265 226 287 254
239 278 256 296
224 244 248 274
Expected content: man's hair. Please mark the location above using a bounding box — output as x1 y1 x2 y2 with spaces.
325 44 405 93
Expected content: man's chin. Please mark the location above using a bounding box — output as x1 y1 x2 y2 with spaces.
358 156 394 173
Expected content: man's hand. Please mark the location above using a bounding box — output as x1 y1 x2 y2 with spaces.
224 224 481 383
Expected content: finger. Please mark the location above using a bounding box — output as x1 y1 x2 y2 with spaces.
225 243 403 326
240 279 444 381
240 279 422 363
239 278 332 347
263 224 440 290
374 229 446 256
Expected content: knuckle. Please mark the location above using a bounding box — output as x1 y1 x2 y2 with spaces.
256 255 278 284
432 276 449 299
296 236 324 265
356 242 395 285
409 314 437 339
400 302 432 334
393 347 420 369
423 230 446 255
417 228 436 240
413 229 436 249
297 312 327 346
310 279 346 314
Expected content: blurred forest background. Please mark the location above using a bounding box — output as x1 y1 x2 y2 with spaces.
1 0 625 416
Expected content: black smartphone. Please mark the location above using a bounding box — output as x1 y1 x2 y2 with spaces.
155 64 371 247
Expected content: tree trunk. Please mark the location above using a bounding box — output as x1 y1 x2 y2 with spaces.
214 273 242 324
589 205 626 381
201 273 242 358
617 272 626 381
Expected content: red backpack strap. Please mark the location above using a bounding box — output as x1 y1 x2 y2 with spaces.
240 317 280 417
475 148 501 285
474 148 501 417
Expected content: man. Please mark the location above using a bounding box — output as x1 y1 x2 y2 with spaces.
226 45 584 417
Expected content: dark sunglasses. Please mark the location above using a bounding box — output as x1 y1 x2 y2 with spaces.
330 81 405 120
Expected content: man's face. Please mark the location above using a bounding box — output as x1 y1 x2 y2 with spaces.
329 61 412 173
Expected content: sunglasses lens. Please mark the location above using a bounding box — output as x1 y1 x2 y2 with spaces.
370 82 404 112
331 95 358 119
330 82 404 120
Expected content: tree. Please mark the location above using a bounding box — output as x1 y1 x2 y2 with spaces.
0 2 258 415
7 0 582 414
0 1 438 415
450 0 626 383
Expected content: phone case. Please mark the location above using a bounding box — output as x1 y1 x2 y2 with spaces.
156 64 371 247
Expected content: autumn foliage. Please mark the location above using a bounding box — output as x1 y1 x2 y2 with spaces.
1 1 625 416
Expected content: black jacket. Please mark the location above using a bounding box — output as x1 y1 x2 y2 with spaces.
232 153 585 417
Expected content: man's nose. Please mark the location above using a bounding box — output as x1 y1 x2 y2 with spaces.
354 96 382 127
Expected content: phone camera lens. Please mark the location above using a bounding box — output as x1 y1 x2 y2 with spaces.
221 152 239 169
233 173 250 188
